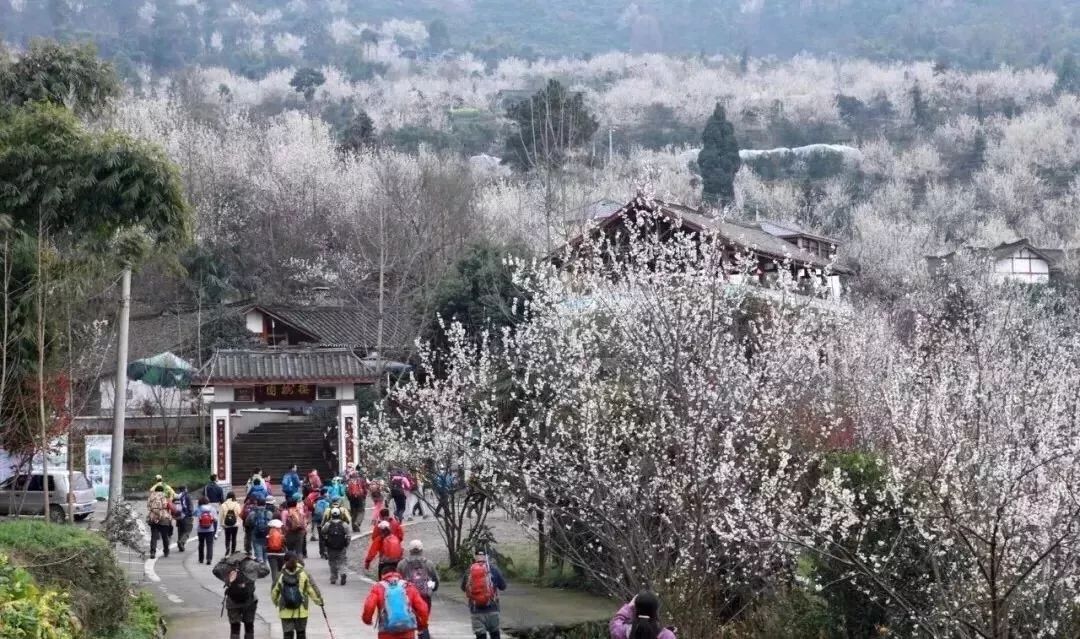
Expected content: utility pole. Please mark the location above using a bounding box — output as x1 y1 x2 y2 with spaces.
608 127 614 165
107 268 131 512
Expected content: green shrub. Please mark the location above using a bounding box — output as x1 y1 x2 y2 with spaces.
176 443 209 469
0 521 128 635
123 440 146 463
0 552 80 639
98 591 162 639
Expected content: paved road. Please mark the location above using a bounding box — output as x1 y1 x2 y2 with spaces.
131 504 476 639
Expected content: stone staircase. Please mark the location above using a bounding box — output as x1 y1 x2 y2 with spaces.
230 421 334 491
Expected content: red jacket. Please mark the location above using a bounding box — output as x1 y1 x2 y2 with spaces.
370 517 404 541
362 573 430 639
304 491 319 513
365 529 405 568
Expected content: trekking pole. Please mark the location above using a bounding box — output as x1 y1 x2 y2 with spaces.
320 605 337 639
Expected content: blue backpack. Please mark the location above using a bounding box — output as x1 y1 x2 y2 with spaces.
380 579 416 632
314 499 330 521
253 508 271 538
282 473 300 496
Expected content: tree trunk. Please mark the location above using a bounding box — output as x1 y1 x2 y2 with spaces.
36 220 49 522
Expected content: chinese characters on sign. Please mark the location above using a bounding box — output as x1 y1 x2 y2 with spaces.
253 383 318 403
215 419 227 479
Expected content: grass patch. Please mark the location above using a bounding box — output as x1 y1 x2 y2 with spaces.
97 591 163 639
0 520 129 635
124 455 210 498
506 620 607 639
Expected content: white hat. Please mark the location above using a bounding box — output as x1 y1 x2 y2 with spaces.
408 540 423 553
268 519 284 528
378 520 391 530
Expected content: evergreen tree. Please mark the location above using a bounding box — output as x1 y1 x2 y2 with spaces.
289 67 325 102
428 19 450 52
698 103 741 206
1055 52 1080 94
337 108 375 154
910 81 931 129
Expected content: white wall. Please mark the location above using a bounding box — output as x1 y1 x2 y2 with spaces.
98 377 198 417
245 309 264 334
993 247 1050 284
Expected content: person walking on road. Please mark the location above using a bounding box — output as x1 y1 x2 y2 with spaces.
150 474 176 499
321 507 351 585
373 507 405 541
389 468 411 521
311 488 331 558
271 551 324 639
609 591 677 639
204 474 225 504
461 548 507 639
219 491 243 554
214 552 269 639
282 497 308 557
346 467 368 531
365 520 406 577
369 476 387 523
282 465 302 500
246 477 269 502
174 485 195 552
146 484 175 559
362 564 430 639
266 519 287 585
397 540 439 638
195 496 219 565
245 497 273 563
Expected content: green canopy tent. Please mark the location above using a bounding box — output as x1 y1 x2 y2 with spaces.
126 351 194 388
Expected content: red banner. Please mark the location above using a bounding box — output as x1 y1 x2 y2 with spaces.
253 383 317 403
215 419 227 479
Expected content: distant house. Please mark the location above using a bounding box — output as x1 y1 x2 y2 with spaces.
926 239 1069 284
560 196 851 300
92 301 414 417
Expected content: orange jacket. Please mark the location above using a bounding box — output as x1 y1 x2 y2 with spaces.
362 573 430 639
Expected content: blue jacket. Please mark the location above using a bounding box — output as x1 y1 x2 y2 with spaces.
204 482 225 504
195 504 218 533
327 481 346 501
177 491 194 519
460 562 507 613
247 484 269 502
281 471 301 497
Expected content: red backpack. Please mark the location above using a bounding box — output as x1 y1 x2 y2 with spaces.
467 561 496 606
347 477 366 500
198 510 214 529
382 533 404 562
267 528 285 553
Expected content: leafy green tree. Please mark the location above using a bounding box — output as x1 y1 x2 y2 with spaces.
289 67 325 102
1055 52 1080 94
502 79 598 171
338 108 375 154
910 81 931 129
0 40 120 117
698 103 741 206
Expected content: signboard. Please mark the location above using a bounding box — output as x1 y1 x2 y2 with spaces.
254 383 317 403
84 435 112 500
31 435 68 472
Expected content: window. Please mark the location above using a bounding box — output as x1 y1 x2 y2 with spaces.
234 387 254 402
995 248 1050 284
316 386 337 400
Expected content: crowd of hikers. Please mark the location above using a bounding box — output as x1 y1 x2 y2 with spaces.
147 462 677 639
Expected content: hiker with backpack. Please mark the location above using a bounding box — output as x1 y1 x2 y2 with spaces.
150 474 177 500
271 551 324 639
220 492 243 555
609 591 677 639
461 548 507 639
389 469 411 521
369 476 387 523
305 487 323 541
213 551 270 639
195 496 219 565
361 563 430 639
397 540 439 637
266 519 288 585
306 469 323 496
365 520 406 577
147 484 175 559
320 507 351 585
204 474 225 505
346 468 368 532
282 497 308 557
247 477 269 502
245 497 273 563
282 465 302 499
311 488 331 559
372 507 405 541
175 485 196 552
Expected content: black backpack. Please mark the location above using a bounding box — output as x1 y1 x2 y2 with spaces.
224 509 237 527
279 571 305 609
225 571 255 604
324 521 349 551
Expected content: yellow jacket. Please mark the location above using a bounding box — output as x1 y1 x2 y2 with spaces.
219 499 243 526
271 567 323 619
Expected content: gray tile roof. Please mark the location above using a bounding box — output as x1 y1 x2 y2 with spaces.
196 348 378 384
255 305 414 350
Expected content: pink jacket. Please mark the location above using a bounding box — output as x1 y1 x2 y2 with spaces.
609 604 677 639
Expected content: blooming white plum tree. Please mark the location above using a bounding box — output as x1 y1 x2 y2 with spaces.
813 269 1080 638
365 199 846 632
